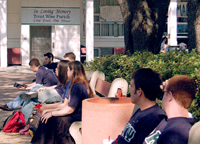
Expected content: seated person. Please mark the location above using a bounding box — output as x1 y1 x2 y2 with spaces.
43 52 58 73
143 75 196 144
0 58 58 111
31 61 94 143
63 52 76 61
112 68 166 144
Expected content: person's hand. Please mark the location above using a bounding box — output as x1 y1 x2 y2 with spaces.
41 112 52 124
160 79 169 91
42 109 51 116
17 86 26 91
38 87 47 92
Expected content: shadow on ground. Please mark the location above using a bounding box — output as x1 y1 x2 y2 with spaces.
0 66 35 144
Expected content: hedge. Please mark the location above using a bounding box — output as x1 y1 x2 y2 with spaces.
84 49 200 122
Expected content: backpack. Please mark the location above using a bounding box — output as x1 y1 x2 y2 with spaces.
3 110 26 133
28 109 41 136
0 111 16 131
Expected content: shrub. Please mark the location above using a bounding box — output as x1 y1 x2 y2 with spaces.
84 49 200 122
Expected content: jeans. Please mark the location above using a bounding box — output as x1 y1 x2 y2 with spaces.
7 84 44 110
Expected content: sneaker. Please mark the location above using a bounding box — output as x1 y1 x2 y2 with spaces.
0 104 12 111
19 91 38 99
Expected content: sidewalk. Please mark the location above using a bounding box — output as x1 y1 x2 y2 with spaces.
0 66 35 144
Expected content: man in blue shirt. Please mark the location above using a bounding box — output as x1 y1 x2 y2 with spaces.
143 75 196 144
112 68 166 144
0 58 58 111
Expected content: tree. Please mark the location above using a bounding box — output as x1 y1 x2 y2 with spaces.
188 0 200 52
117 0 170 54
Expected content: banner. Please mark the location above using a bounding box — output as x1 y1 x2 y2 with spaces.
21 7 80 25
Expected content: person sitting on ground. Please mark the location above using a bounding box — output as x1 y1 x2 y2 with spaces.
0 58 58 111
63 52 76 61
112 68 166 144
143 75 196 144
31 61 94 143
43 52 58 73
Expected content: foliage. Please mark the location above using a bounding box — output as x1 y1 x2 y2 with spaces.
84 49 200 122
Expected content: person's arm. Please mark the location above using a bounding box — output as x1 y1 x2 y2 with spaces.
37 85 57 92
17 82 36 91
40 97 68 113
41 106 75 124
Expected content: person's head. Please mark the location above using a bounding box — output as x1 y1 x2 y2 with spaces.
44 52 54 64
163 37 167 42
130 68 162 104
29 58 40 72
56 60 70 88
162 75 196 110
63 52 76 61
68 61 94 97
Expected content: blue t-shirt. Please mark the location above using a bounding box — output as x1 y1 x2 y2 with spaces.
62 80 71 103
143 117 194 144
36 66 58 86
44 62 58 73
68 83 91 120
112 104 166 144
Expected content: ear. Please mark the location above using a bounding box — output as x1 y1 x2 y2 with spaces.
137 88 143 96
168 91 174 102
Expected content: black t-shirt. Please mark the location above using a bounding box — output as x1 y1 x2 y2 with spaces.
68 83 90 120
44 62 58 73
143 117 194 144
36 66 58 86
112 104 166 144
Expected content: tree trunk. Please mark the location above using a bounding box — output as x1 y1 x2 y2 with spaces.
117 0 170 54
188 0 200 52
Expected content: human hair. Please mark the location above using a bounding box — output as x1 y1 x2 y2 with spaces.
44 52 54 60
63 52 76 61
167 75 196 109
131 68 162 101
68 61 94 98
57 60 70 88
29 58 40 67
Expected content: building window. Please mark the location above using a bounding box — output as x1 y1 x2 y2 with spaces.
83 0 124 37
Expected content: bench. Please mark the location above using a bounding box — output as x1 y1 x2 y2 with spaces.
69 72 128 144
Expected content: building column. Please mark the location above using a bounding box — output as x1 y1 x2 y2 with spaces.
86 0 94 62
0 0 7 67
168 0 178 46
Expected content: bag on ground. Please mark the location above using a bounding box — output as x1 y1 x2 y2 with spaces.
28 109 41 136
3 110 26 133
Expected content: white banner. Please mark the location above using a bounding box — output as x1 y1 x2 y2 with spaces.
21 7 80 25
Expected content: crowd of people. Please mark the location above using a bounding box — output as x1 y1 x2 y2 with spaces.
0 51 197 144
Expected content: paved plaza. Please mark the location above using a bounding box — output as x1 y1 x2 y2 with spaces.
0 66 35 144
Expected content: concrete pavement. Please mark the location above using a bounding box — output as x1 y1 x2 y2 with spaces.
0 66 35 144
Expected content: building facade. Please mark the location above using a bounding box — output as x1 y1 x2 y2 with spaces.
0 0 188 67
